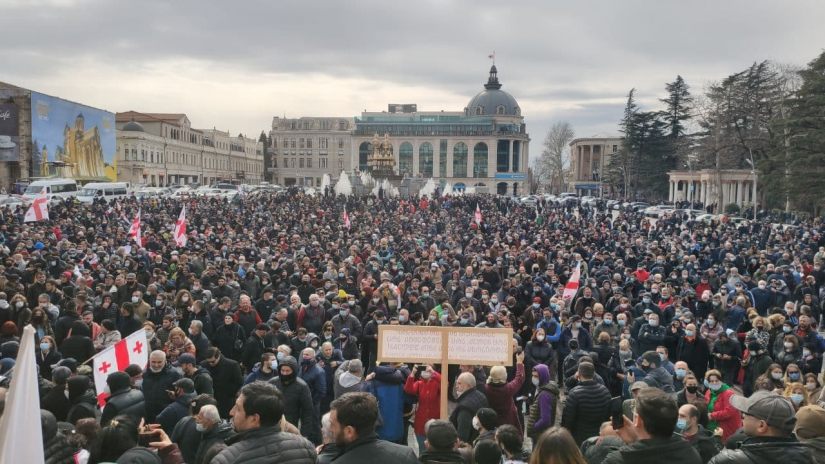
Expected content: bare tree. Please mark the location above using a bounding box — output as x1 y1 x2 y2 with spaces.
536 121 574 193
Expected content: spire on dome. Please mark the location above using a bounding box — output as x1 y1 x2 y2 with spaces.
484 65 502 90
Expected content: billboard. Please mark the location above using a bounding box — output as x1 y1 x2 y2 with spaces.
30 92 116 180
0 103 19 162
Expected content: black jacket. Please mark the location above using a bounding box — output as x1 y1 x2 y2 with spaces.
269 375 315 440
604 435 703 464
156 392 196 434
681 425 721 464
187 366 214 396
240 333 266 372
202 355 243 418
193 420 233 464
210 425 316 464
41 384 71 422
561 378 611 445
101 387 145 426
141 363 182 422
707 436 816 464
330 433 418 464
418 449 465 463
449 387 489 444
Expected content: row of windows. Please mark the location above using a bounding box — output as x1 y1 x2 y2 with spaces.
164 126 257 154
121 147 262 173
274 158 342 171
358 140 519 177
282 120 349 131
278 137 346 149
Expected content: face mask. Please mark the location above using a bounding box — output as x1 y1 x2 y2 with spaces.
15 301 24 308
676 418 687 431
713 302 721 307
603 319 613 325
686 385 698 394
399 316 407 323
573 322 581 330
532 377 540 387
348 301 355 307
270 360 278 370
790 393 804 405
707 319 716 327
490 298 497 304
472 416 481 431
156 300 163 307
675 368 686 379
429 315 436 321
145 329 154 338
372 298 380 303
685 330 695 337
643 297 651 304
276 352 285 361
620 350 631 357
783 326 792 333
195 423 207 432
758 283 766 289
420 371 432 380
771 372 783 380
536 335 545 342
789 372 801 381
182 296 189 302
39 342 50 352
806 382 817 391
618 319 626 327
649 320 659 327
784 342 794 350
708 382 722 391
658 353 667 361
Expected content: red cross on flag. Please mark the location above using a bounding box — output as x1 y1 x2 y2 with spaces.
342 207 351 230
174 206 187 247
93 330 148 406
128 210 142 246
23 188 49 223
562 262 582 301
474 202 482 225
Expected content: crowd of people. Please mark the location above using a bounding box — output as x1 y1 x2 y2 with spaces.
0 189 823 464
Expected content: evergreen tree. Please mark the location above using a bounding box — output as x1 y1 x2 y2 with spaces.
660 75 693 139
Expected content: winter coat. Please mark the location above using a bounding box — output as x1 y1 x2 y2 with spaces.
643 366 676 394
704 387 741 443
187 366 214 395
603 435 702 464
329 433 418 464
299 358 327 404
404 370 441 436
364 365 406 442
42 411 77 464
708 436 816 464
269 357 317 442
485 362 525 434
101 387 145 426
142 363 182 422
524 339 554 373
244 363 277 385
637 323 667 353
202 355 243 418
240 332 266 372
193 420 233 464
561 378 611 445
449 386 489 444
212 322 245 361
210 425 316 464
680 425 720 464
526 364 559 439
677 336 711 381
157 392 196 434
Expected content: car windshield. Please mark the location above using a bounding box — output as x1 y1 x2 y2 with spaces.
24 184 43 194
79 188 97 196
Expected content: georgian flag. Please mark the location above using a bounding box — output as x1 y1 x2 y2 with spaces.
23 188 48 223
474 202 482 225
128 210 142 245
93 330 148 406
174 206 187 247
343 208 351 230
562 262 582 301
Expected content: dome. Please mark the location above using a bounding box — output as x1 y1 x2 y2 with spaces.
466 65 521 116
122 120 145 132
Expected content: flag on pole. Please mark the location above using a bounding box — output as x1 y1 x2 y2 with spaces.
343 208 351 230
93 330 148 406
0 325 45 463
562 262 582 301
474 203 482 225
23 187 49 223
174 206 187 247
128 210 142 246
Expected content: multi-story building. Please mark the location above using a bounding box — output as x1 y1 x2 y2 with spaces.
267 117 354 186
568 136 621 196
116 111 263 187
352 65 530 195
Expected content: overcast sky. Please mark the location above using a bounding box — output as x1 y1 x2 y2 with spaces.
3 0 824 161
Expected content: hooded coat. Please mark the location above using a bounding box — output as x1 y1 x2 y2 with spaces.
485 362 525 434
526 364 559 439
404 369 441 436
269 356 317 443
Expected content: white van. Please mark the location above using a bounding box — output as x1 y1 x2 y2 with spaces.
23 178 78 200
77 182 131 203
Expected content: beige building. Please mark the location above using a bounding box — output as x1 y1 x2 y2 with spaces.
667 169 757 211
116 111 263 186
568 137 621 196
267 117 354 186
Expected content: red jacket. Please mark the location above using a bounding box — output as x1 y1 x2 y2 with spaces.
705 387 742 442
404 370 441 436
484 363 526 434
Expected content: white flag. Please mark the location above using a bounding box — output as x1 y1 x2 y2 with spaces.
93 330 148 405
562 262 582 301
0 325 45 463
174 206 187 247
128 210 142 246
23 188 49 223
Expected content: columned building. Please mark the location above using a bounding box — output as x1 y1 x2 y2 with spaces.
116 111 263 186
351 66 529 195
568 137 621 196
667 169 757 211
267 117 354 186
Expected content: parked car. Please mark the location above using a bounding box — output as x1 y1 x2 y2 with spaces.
643 204 675 218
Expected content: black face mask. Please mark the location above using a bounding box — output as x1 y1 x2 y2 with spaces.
279 371 297 384
686 385 698 394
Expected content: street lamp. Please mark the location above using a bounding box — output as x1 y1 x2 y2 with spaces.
745 150 757 220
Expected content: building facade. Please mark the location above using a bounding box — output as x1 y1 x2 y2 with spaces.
267 117 354 187
352 66 529 195
568 137 621 196
667 169 757 212
116 111 264 187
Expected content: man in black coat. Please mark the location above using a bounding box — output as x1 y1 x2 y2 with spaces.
269 356 317 443
156 378 197 434
675 323 710 382
101 371 145 426
41 366 72 422
561 362 611 445
202 346 243 418
449 372 489 444
142 349 182 422
178 353 214 396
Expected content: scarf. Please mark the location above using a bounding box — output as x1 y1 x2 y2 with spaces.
707 383 730 432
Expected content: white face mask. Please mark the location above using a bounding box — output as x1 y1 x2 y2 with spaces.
420 371 432 380
532 377 540 387
472 416 481 431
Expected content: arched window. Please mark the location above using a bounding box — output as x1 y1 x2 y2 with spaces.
475 107 483 115
473 142 488 177
496 105 506 115
497 182 508 195
419 142 433 177
453 142 468 177
399 142 413 176
358 142 370 171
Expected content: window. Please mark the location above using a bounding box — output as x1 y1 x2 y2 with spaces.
359 142 370 171
475 107 483 115
399 142 413 176
496 105 506 115
320 138 328 149
338 160 344 171
299 158 304 169
439 140 447 177
513 141 520 172
291 139 296 149
497 140 509 172
473 142 488 177
419 142 433 177
307 139 312 149
307 158 312 168
453 142 468 177
338 139 344 149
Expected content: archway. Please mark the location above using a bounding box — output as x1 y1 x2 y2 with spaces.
497 182 508 195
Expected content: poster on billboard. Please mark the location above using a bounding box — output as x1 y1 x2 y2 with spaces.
0 103 20 162
30 92 116 180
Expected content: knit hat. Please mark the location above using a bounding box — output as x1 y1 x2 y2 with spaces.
795 405 825 439
488 365 507 384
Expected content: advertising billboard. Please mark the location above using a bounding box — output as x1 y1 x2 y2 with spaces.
30 92 116 180
0 103 19 162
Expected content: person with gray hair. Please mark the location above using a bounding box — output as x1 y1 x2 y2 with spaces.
316 412 339 464
450 371 488 444
142 349 182 422
334 359 365 398
192 404 233 464
186 319 212 360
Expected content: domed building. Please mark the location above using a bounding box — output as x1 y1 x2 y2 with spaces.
350 65 530 195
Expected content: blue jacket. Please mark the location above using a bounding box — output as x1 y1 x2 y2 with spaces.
298 359 327 403
365 365 406 442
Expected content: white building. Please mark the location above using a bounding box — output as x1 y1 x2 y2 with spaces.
267 117 354 186
116 111 263 186
568 137 621 196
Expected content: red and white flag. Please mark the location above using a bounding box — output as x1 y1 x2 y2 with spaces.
343 208 351 230
174 206 187 247
93 330 148 406
128 210 142 246
23 188 49 223
562 263 582 301
474 203 482 225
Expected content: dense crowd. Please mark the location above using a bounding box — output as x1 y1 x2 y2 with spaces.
0 190 823 464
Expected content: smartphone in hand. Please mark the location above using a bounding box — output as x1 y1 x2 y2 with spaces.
610 396 624 430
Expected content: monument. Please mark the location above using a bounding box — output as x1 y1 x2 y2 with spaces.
367 133 402 180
